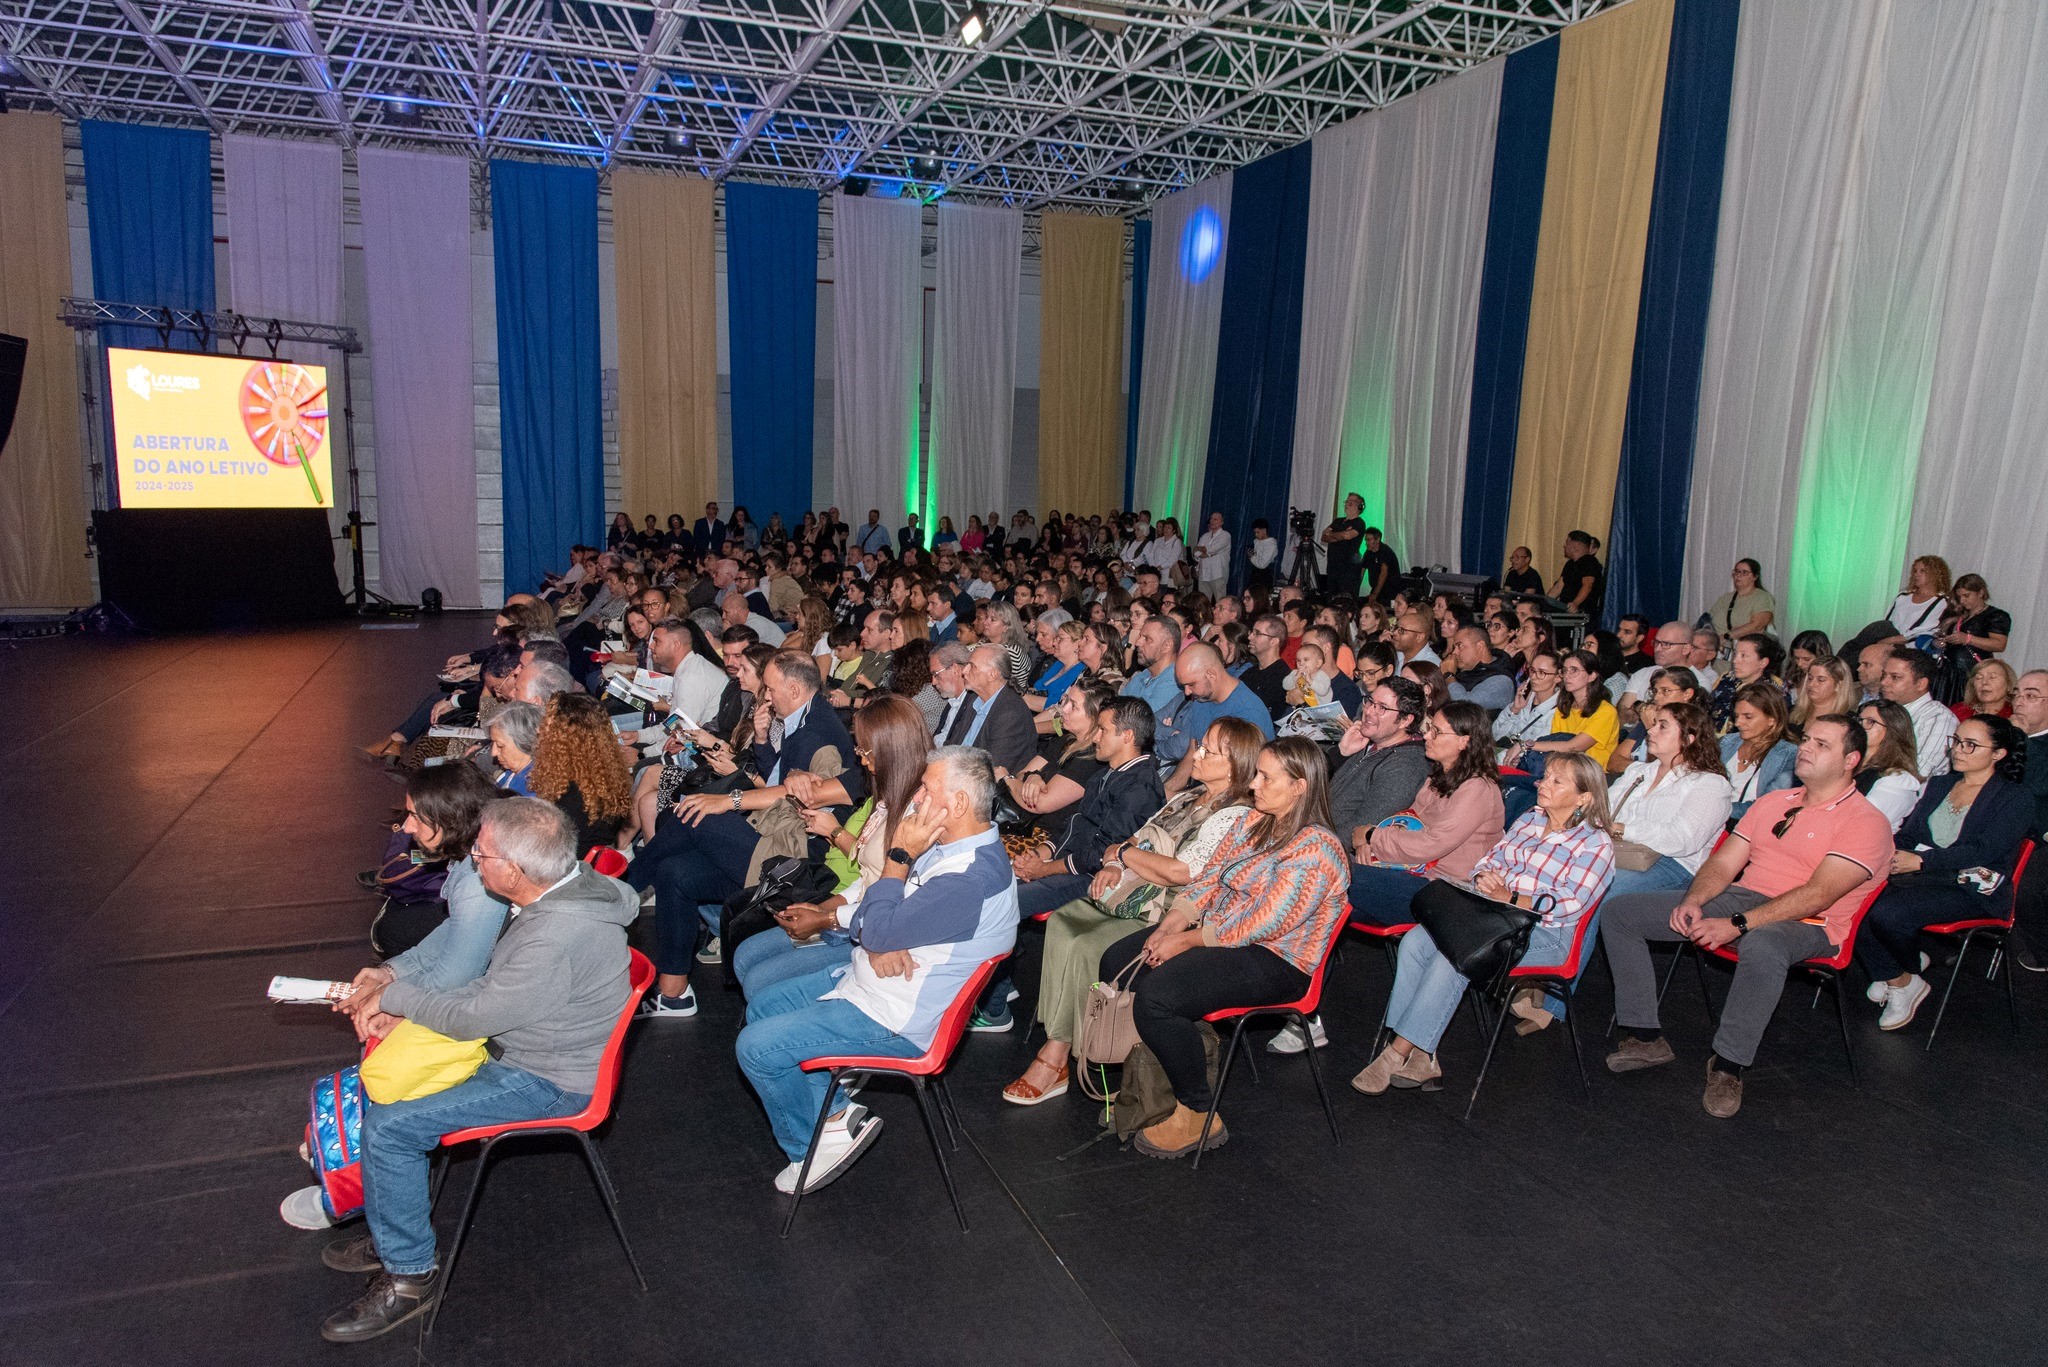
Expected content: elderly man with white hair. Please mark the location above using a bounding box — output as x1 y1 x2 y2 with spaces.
736 746 1019 1193
317 798 637 1342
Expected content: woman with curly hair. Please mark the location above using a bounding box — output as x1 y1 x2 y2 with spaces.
787 595 835 658
529 691 633 855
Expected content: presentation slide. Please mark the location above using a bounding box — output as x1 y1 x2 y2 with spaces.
109 347 335 509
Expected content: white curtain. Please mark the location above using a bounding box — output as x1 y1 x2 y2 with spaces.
1132 174 1231 536
358 148 481 606
223 136 349 576
1910 0 2048 665
1290 62 1501 571
1680 0 1887 625
1785 0 1987 642
832 193 924 532
930 202 1021 532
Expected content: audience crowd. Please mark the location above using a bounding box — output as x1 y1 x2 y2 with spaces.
301 498 2039 1343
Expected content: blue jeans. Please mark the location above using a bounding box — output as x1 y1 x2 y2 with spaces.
1347 864 1433 926
734 929 854 995
735 966 922 1161
627 809 759 975
1386 921 1575 1054
981 872 1091 1013
361 1060 586 1276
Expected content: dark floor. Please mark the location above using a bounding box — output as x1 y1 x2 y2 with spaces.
1 616 2043 1366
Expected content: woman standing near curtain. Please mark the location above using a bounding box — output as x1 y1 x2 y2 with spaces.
1935 574 2011 704
1705 559 1777 641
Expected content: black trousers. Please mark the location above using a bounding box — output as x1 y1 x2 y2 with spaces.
1098 937 1308 1110
1860 873 1998 981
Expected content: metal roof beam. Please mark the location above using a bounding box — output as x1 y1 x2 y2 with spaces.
109 0 228 132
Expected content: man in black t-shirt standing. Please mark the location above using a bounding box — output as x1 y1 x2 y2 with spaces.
1359 527 1402 605
1321 492 1367 597
1551 530 1606 620
1502 544 1544 597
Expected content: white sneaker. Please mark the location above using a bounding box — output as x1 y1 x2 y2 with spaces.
774 1112 884 1194
1266 1015 1329 1055
695 939 724 965
1878 974 1931 1032
636 985 697 1020
280 1184 335 1230
1866 979 1889 1004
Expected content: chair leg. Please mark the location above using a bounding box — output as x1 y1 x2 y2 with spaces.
1293 1011 1341 1145
2001 933 2022 1032
1926 931 1973 1053
424 1136 498 1336
1193 1019 1248 1175
428 1148 448 1213
575 1131 649 1292
909 1077 969 1233
1829 974 1857 1088
779 1070 841 1239
1653 941 1688 1012
933 1074 963 1152
1464 987 1513 1122
1561 989 1590 1100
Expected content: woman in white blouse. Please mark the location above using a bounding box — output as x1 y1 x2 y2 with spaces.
1854 699 1926 833
1605 701 1732 897
1494 648 1564 747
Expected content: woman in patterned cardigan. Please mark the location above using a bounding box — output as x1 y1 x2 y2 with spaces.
1098 735 1350 1160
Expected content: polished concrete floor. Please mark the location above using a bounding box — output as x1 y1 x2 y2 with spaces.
2 617 2043 1366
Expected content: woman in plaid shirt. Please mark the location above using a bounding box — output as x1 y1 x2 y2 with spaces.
1098 736 1349 1160
1352 752 1616 1095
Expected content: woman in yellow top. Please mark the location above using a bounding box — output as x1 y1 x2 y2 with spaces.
1520 649 1620 769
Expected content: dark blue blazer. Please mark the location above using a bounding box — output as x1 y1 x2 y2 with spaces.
693 518 726 555
752 696 867 812
1896 772 2035 876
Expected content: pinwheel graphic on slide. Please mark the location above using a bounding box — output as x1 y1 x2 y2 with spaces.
240 361 328 504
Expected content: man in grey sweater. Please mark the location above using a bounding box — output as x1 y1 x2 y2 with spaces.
1328 677 1432 847
318 798 637 1343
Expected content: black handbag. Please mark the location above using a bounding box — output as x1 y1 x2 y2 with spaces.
1410 878 1551 984
717 854 841 980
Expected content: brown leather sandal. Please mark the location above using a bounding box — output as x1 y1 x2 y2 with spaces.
1001 1062 1070 1106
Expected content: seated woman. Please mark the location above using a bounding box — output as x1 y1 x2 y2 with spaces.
1720 682 1797 822
1709 633 1787 734
527 692 634 855
1352 752 1614 1094
1494 649 1563 749
1604 702 1732 897
1860 716 2033 1031
1786 630 1833 684
1952 659 2018 721
1347 700 1507 927
729 697 930 995
1854 699 1926 833
1001 717 1261 1105
1505 650 1618 775
1006 681 1114 842
487 702 540 794
1097 737 1349 1158
1790 655 1853 737
1026 619 1088 714
1934 573 2011 704
278 764 510 1230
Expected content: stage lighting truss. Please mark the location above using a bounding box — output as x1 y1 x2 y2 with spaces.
0 0 1607 214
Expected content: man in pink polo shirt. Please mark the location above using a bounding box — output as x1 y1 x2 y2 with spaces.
1600 714 1893 1118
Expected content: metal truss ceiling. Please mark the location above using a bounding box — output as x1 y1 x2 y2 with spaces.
0 0 1608 211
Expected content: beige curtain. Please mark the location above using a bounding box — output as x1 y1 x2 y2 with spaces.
1037 212 1126 516
612 171 719 520
0 112 91 609
1503 0 1674 569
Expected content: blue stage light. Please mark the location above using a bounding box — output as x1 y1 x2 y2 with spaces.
1180 204 1222 283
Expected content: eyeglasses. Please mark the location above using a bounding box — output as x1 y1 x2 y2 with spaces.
1771 806 1804 840
1422 724 1449 740
1949 736 1988 754
1362 697 1398 714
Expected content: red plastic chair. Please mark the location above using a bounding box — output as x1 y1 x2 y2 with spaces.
1657 884 1884 1087
1919 840 2033 1050
424 948 655 1333
783 954 1007 1236
1462 896 1603 1120
1191 908 1350 1172
583 845 630 878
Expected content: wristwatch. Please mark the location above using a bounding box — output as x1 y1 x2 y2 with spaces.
886 847 913 867
1730 912 1749 934
729 789 744 811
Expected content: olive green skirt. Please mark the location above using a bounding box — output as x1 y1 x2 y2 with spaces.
1036 897 1150 1042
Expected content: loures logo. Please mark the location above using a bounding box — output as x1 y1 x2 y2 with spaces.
123 364 202 401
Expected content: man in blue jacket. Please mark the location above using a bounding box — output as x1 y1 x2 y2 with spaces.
737 746 1019 1194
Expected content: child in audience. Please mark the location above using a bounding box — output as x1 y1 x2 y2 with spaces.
1284 639 1334 709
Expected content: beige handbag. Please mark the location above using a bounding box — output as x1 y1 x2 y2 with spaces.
1610 838 1665 873
1074 953 1147 1099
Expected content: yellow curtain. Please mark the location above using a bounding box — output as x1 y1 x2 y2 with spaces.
0 112 91 609
1037 212 1126 516
1503 0 1674 575
612 171 719 520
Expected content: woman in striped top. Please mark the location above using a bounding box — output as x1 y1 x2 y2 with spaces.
1098 736 1349 1160
1352 752 1616 1096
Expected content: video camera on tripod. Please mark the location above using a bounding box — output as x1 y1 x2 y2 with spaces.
1285 506 1322 589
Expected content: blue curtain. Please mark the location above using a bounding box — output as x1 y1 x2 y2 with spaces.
80 121 216 353
1198 143 1313 591
491 160 602 595
1606 0 1740 626
1459 38 1559 576
725 182 819 530
1123 217 1152 511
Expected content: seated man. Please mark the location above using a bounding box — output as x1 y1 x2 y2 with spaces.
1159 644 1275 792
1443 625 1516 716
736 746 1019 1193
1601 714 1892 1118
629 651 863 1017
976 697 1164 1031
939 644 1039 777
319 798 636 1342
